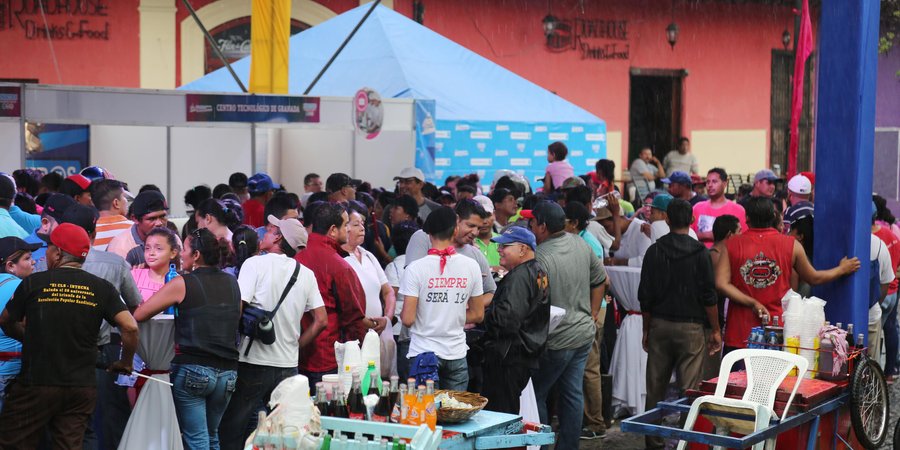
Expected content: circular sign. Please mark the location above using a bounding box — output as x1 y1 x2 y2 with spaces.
353 88 383 140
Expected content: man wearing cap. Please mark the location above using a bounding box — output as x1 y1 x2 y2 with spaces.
23 193 77 271
693 168 748 248
525 200 606 449
640 199 719 449
738 169 779 210
59 174 94 206
230 172 250 203
400 206 485 391
782 174 814 232
325 173 361 204
59 204 143 450
219 215 327 449
0 175 28 240
395 167 441 222
90 179 133 252
0 223 139 449
296 203 372 387
107 190 178 267
242 173 281 228
630 147 666 199
663 137 699 176
0 237 40 413
647 194 699 244
473 195 501 269
481 226 549 414
664 171 705 206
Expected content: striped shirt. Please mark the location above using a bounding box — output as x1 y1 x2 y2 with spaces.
93 215 133 251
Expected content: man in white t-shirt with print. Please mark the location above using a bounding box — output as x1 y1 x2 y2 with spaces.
219 215 327 450
400 207 485 391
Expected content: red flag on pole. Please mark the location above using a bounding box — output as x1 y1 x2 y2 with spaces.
788 0 813 178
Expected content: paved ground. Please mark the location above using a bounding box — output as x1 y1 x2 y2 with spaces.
572 378 900 449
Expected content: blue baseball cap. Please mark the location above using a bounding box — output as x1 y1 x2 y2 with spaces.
491 225 537 251
650 193 674 211
247 173 280 195
661 171 692 186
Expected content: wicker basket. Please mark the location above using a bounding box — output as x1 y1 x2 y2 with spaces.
435 390 488 424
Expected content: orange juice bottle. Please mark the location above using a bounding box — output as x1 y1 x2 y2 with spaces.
403 379 419 425
423 380 437 431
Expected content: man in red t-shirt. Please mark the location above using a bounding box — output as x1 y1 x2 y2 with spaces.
241 173 280 228
715 197 860 353
874 211 900 378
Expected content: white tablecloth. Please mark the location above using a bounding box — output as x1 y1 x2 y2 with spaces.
607 266 647 417
119 316 183 450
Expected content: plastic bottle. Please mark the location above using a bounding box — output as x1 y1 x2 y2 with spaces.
252 411 269 449
164 263 179 314
347 372 366 420
423 380 437 431
341 341 363 394
361 360 381 396
360 329 381 379
373 381 392 422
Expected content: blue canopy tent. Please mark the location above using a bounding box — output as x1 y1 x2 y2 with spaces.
182 4 606 186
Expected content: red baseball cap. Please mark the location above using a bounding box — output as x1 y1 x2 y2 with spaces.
66 174 92 191
49 223 91 258
519 209 535 219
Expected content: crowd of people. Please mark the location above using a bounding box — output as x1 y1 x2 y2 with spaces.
0 138 895 449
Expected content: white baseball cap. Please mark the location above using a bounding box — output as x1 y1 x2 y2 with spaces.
473 195 494 214
787 174 812 195
393 167 425 182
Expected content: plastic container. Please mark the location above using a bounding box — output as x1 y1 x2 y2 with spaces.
360 329 381 380
322 374 341 399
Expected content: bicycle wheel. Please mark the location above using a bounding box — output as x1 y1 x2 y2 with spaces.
850 355 889 449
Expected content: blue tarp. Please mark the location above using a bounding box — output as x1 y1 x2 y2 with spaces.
180 4 603 125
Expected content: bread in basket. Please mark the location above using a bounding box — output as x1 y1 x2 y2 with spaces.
434 390 488 424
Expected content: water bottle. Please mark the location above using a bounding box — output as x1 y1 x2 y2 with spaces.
164 263 178 315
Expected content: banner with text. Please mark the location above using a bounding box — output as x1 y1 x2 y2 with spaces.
0 86 21 117
431 120 606 190
185 94 320 123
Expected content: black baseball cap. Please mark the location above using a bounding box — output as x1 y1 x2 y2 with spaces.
43 194 77 223
131 190 169 217
326 173 361 193
0 237 41 263
520 200 566 232
60 204 100 235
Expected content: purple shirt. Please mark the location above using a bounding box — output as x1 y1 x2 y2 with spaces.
545 160 575 190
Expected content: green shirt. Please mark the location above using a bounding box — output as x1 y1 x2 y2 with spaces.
475 233 501 267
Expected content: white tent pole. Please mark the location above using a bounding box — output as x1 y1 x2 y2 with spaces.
166 126 172 203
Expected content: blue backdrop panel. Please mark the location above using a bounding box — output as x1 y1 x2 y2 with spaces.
812 0 880 342
415 100 437 182
432 120 606 188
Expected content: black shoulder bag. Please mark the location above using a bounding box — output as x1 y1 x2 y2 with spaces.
240 261 301 356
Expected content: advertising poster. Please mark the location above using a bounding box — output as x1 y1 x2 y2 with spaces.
0 86 21 117
25 123 90 176
186 94 320 123
353 88 384 140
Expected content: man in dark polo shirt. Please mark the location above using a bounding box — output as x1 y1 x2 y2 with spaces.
0 223 138 449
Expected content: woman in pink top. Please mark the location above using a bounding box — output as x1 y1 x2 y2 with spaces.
131 227 181 302
543 141 575 193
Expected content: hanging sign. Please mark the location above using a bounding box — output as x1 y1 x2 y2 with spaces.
185 94 320 123
353 87 383 140
0 86 21 117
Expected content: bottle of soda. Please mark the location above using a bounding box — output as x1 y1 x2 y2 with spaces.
423 380 437 431
857 333 865 349
347 372 366 420
361 360 381 396
412 385 427 426
388 376 400 408
402 378 417 425
331 385 348 418
316 383 329 416
846 324 855 350
373 381 392 422
406 384 422 425
391 383 405 424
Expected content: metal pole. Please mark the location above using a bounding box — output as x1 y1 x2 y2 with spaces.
181 0 248 93
18 84 27 169
251 123 257 173
166 126 172 206
303 0 382 95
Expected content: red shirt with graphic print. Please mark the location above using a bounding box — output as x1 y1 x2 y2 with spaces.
724 228 795 348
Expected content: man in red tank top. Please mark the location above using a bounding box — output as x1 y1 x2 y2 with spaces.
715 197 860 352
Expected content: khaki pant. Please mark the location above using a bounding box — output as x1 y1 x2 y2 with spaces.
582 307 606 432
644 319 706 449
869 319 883 361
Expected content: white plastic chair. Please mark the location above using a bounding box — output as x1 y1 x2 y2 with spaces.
676 349 808 450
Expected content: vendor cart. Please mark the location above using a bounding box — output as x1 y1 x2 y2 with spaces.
318 411 555 449
621 351 889 449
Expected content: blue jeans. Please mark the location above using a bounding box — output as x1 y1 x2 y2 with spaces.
882 292 899 376
171 364 237 450
437 357 469 391
218 363 297 450
531 342 592 450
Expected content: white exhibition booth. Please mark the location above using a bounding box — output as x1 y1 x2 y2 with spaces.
0 83 416 217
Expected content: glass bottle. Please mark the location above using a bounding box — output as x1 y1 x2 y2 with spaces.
423 380 437 431
373 381 392 422
347 372 366 420
391 383 405 423
316 383 329 416
331 385 348 418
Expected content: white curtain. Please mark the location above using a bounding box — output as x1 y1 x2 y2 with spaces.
119 317 183 450
607 267 647 417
